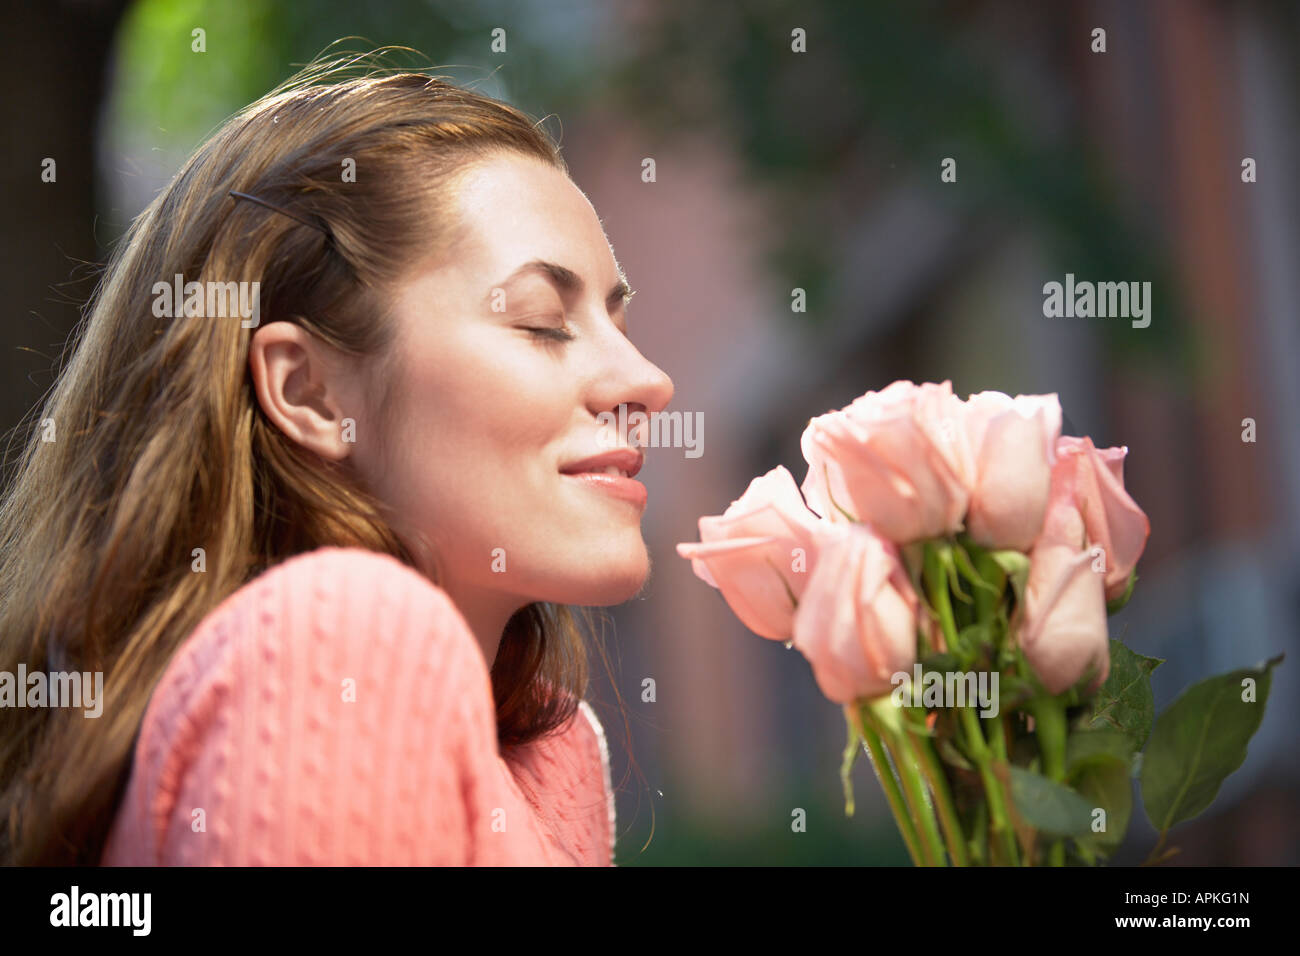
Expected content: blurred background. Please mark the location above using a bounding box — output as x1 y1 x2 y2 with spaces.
3 0 1297 864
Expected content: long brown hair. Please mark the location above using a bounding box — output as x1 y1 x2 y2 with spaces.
0 51 623 865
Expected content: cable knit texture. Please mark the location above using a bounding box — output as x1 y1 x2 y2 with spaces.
100 547 615 866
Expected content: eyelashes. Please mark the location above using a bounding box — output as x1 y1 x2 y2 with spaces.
523 324 576 343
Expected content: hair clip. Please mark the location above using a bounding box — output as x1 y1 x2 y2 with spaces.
228 189 335 244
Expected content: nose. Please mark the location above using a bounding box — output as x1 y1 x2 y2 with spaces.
588 335 675 443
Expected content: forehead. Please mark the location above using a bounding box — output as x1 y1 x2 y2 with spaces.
452 153 618 277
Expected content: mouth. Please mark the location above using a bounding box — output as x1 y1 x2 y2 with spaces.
572 463 633 478
558 448 644 479
559 448 647 508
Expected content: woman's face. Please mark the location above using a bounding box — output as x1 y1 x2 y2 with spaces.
352 152 674 640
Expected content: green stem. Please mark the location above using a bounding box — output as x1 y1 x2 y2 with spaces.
985 710 1029 865
1075 840 1096 867
1140 830 1173 867
855 705 924 867
989 710 1010 763
871 710 946 866
925 541 1012 866
1032 696 1068 780
959 706 1020 866
971 549 1004 627
923 543 961 655
1032 695 1069 867
906 719 969 866
969 796 988 865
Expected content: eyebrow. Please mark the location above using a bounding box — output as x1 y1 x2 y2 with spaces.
493 258 634 311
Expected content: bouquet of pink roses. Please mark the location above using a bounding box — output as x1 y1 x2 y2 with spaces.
677 380 1282 866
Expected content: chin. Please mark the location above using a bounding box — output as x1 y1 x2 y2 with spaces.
588 570 650 606
546 547 650 606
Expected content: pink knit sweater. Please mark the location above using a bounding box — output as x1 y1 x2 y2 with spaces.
100 547 615 866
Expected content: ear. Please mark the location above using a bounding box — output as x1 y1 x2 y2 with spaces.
248 321 358 461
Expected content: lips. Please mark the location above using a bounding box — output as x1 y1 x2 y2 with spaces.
559 447 648 508
558 447 645 479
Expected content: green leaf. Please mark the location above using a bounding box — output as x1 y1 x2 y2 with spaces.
1086 640 1164 751
938 737 974 771
865 694 906 738
1141 654 1284 833
952 540 999 596
1007 765 1095 838
936 542 973 605
988 549 1029 605
1066 728 1136 772
918 651 962 675
1106 569 1138 614
954 623 989 668
1069 753 1132 855
1066 728 1138 856
841 706 860 817
994 673 1037 713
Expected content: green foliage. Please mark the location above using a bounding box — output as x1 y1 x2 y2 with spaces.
611 0 1195 376
1066 729 1135 857
1106 569 1138 614
1085 640 1164 752
1069 753 1131 857
1141 654 1284 834
890 532 1279 865
107 0 607 236
1007 765 1094 838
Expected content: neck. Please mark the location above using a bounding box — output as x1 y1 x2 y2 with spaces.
438 578 526 669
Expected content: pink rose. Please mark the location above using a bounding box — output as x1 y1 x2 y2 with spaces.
800 380 972 544
963 390 1062 551
1046 435 1150 602
675 466 824 640
1019 496 1110 695
791 522 919 704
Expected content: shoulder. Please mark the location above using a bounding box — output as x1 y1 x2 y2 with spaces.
503 694 617 866
166 546 485 697
228 546 475 651
103 547 501 866
145 546 489 742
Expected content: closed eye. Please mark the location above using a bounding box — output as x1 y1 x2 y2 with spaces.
523 325 576 343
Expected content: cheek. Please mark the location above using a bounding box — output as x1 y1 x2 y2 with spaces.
405 343 567 472
373 336 569 539
359 328 650 602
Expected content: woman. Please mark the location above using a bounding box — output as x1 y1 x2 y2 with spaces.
0 55 674 865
